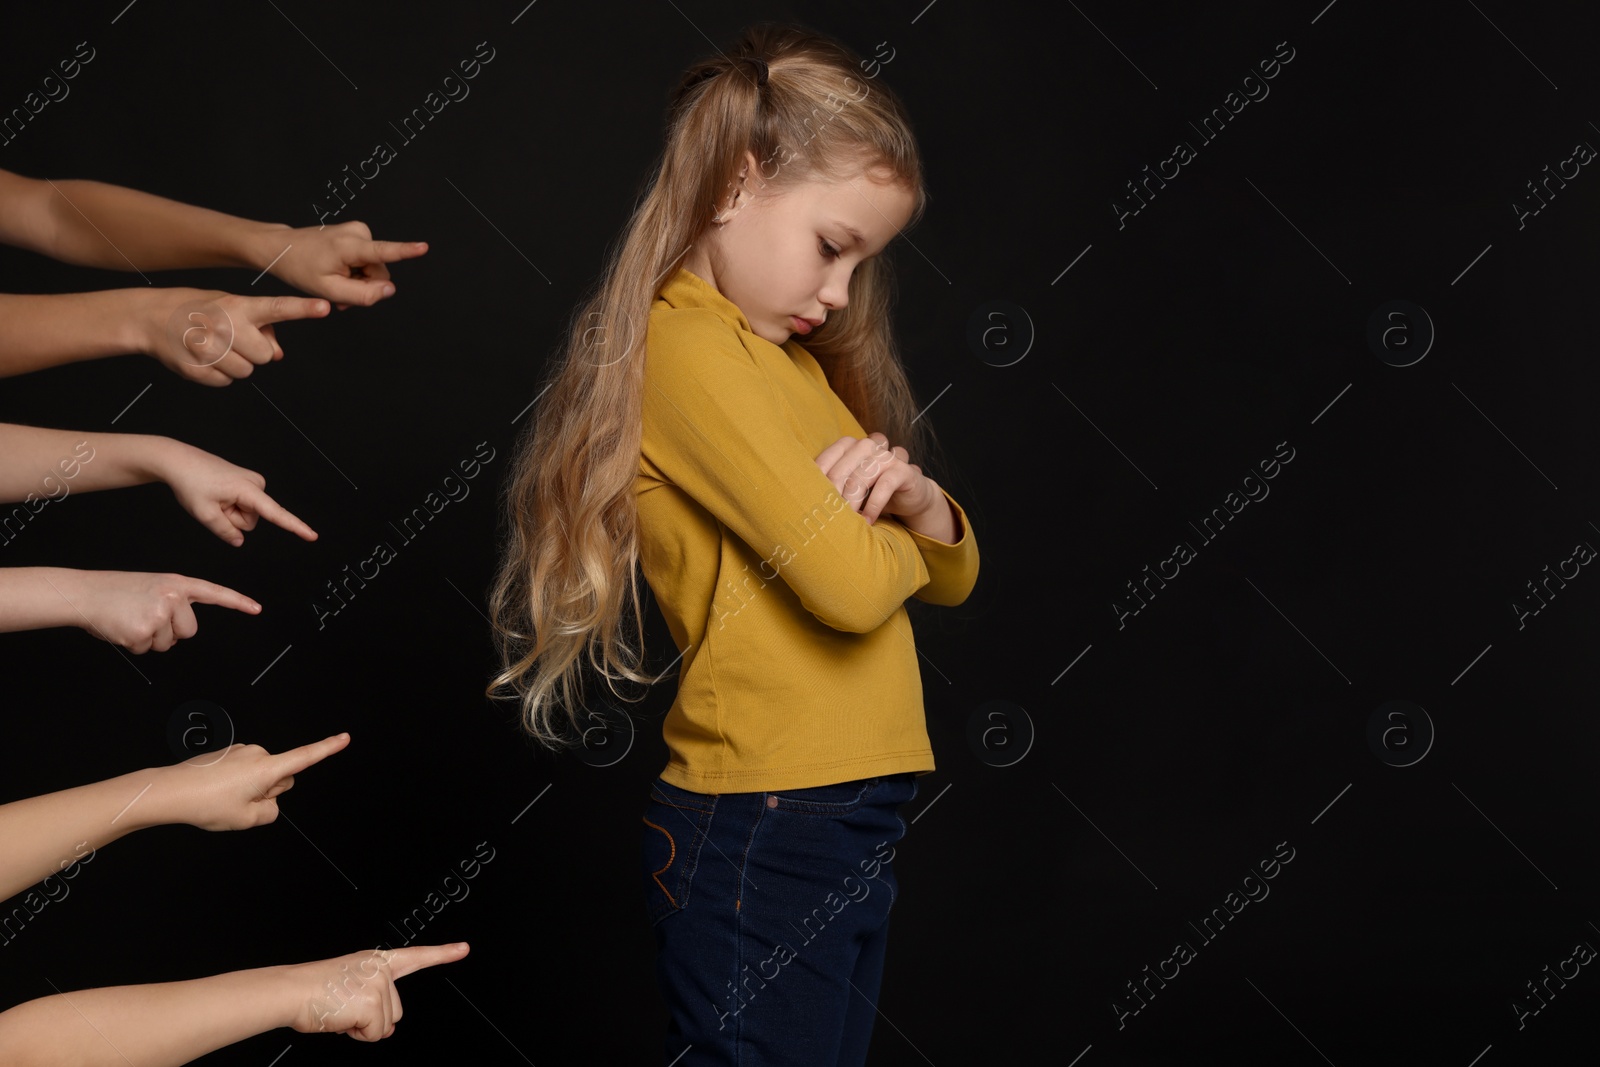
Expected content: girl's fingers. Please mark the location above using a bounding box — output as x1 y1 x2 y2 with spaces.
243 487 318 541
183 578 261 614
274 732 351 777
196 507 245 545
172 600 200 642
364 239 429 265
387 942 470 981
259 322 284 360
252 295 331 325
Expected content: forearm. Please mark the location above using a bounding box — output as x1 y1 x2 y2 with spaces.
0 423 175 500
0 567 102 636
0 763 172 902
43 178 287 273
896 480 957 544
0 966 294 1067
0 290 151 378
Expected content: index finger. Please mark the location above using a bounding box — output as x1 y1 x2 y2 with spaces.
182 577 262 614
242 486 319 541
252 295 331 325
387 942 470 981
362 240 429 265
272 731 351 776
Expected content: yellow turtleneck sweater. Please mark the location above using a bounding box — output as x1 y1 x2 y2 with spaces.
636 267 980 793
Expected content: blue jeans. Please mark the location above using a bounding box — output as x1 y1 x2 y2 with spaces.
640 772 920 1066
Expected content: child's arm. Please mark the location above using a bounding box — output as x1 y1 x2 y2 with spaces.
0 733 349 903
0 943 469 1061
0 168 428 309
644 309 955 631
807 377 980 607
0 288 329 385
0 568 260 652
0 423 316 545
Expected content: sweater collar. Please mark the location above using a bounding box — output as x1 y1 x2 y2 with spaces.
656 266 754 335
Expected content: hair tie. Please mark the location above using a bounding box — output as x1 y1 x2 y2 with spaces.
749 56 769 88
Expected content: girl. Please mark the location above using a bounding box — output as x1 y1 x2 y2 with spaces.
487 23 978 1066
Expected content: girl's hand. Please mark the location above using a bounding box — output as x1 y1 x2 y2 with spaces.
263 220 429 310
72 569 261 653
282 943 470 1039
161 441 317 546
815 433 938 525
159 732 350 832
143 287 330 387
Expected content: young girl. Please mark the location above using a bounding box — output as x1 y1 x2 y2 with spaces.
487 23 978 1066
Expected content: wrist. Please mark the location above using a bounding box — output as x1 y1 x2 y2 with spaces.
37 566 94 632
117 764 184 832
239 221 293 274
123 432 183 487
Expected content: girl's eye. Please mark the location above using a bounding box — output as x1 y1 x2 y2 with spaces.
820 239 840 260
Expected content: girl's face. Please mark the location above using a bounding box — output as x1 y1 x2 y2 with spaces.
684 151 915 347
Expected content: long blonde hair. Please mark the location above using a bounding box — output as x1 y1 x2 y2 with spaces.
486 21 950 749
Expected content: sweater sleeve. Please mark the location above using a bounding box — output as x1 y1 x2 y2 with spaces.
796 344 981 608
643 308 936 633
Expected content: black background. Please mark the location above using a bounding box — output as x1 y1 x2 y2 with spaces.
1 1 1597 1063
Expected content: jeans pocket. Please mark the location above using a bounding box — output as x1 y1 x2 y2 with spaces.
641 777 716 925
767 776 879 815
